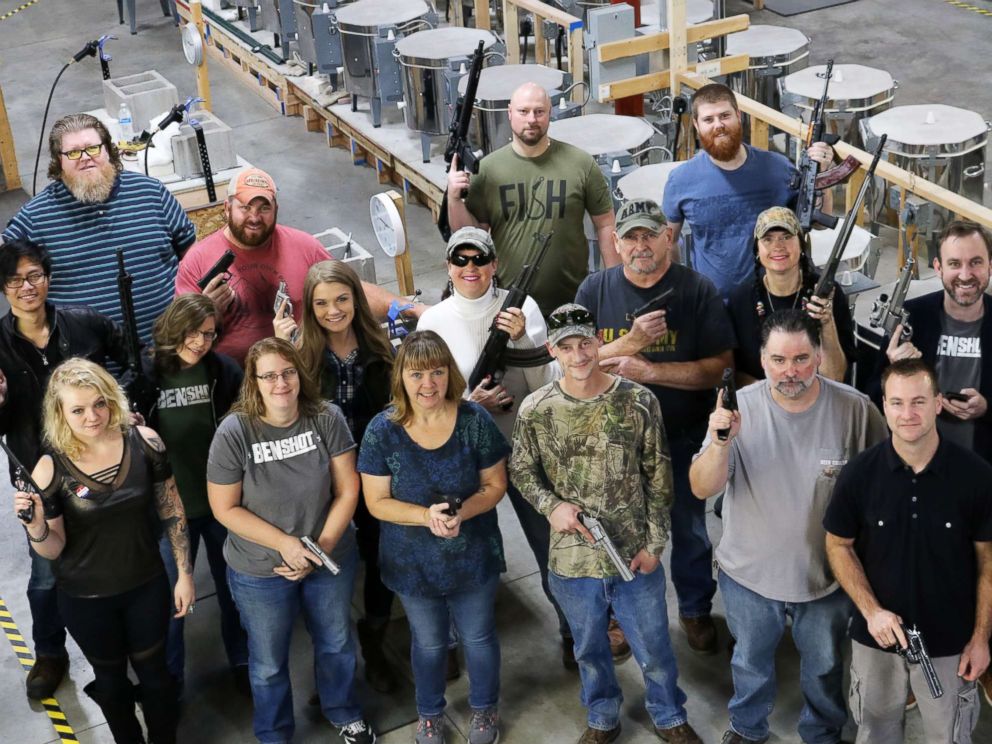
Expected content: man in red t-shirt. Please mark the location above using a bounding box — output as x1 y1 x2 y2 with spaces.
176 168 422 364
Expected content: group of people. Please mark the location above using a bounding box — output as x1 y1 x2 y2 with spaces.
0 72 988 744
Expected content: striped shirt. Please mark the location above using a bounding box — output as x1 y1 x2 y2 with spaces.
3 171 196 342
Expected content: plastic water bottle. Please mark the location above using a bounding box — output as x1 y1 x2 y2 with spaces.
118 103 134 142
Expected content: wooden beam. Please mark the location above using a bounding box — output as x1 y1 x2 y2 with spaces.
387 190 416 296
504 0 520 63
475 0 491 30
599 54 749 102
667 0 688 96
597 14 749 63
535 13 547 65
0 81 20 192
503 0 581 28
569 26 584 102
452 0 465 27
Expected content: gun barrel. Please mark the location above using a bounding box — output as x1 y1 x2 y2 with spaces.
579 513 635 582
301 536 340 575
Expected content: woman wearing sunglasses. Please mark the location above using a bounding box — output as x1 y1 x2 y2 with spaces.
148 294 249 697
272 260 399 693
207 338 375 744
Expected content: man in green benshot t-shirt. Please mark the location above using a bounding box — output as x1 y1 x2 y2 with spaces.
447 83 619 315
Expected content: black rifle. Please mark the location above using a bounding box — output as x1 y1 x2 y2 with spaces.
811 134 888 301
897 625 943 699
468 232 555 404
2 437 48 524
116 250 158 417
716 367 737 442
793 60 841 232
197 248 236 290
869 256 914 342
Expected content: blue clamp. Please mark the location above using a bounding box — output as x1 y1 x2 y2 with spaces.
97 35 117 62
387 300 415 339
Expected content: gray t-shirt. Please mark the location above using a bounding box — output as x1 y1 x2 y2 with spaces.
207 402 357 577
699 377 888 602
935 313 982 450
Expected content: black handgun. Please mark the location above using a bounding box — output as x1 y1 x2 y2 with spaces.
1 438 46 524
717 367 737 442
627 287 674 322
197 249 236 290
897 624 943 699
431 492 464 518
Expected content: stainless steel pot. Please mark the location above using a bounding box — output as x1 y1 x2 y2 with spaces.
725 25 810 112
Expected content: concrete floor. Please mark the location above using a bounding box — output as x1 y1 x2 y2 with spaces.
1 0 991 742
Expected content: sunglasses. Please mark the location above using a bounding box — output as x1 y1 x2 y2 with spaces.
547 308 595 331
449 253 493 267
60 143 104 161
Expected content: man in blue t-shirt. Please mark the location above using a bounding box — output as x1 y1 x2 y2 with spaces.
576 198 736 656
663 84 834 297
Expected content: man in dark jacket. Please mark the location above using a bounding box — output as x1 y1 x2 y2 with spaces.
0 238 130 700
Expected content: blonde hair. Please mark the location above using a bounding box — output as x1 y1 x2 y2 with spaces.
230 337 323 420
387 330 466 426
43 358 131 459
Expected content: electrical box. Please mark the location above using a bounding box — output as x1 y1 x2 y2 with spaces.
586 5 636 104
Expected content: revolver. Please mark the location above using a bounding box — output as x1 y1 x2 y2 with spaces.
897 624 943 700
274 280 300 344
869 257 914 343
578 512 634 582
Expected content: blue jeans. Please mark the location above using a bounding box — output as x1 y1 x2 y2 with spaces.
550 566 688 731
398 574 501 717
720 571 851 744
228 547 361 743
669 430 716 618
26 538 67 656
158 514 249 684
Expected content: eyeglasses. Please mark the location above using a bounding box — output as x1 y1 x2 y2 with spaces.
547 308 596 331
60 144 104 161
185 329 218 342
759 232 797 247
256 368 299 383
449 253 493 267
4 271 48 289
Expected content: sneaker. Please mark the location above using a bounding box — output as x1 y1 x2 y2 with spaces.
416 715 445 743
577 725 621 744
979 669 992 707
679 615 718 655
562 636 578 671
607 619 631 663
720 730 768 744
468 707 499 744
338 719 376 744
656 722 702 743
26 652 69 700
905 690 917 710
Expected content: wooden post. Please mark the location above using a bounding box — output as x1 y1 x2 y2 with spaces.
0 81 20 192
504 0 520 63
667 0 687 96
750 118 769 151
190 0 213 112
452 0 465 27
387 190 416 296
475 0 491 29
534 14 546 65
569 26 583 102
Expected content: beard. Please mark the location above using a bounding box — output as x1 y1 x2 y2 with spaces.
700 121 744 162
229 217 276 247
62 161 117 204
515 123 548 147
942 275 989 307
773 371 817 400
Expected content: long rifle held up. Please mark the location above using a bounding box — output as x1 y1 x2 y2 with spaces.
116 250 157 417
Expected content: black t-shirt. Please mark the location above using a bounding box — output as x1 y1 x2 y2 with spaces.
823 438 992 657
727 274 857 381
575 263 736 436
44 428 172 598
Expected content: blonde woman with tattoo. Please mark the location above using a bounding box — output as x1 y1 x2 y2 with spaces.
13 358 193 744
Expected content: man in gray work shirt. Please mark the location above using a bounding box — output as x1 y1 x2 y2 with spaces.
689 309 888 744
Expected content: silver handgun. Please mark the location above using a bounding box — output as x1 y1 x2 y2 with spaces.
274 281 300 344
301 536 340 575
869 257 914 342
578 513 635 582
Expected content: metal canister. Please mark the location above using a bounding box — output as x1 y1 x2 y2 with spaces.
780 64 896 149
725 25 810 112
615 161 685 205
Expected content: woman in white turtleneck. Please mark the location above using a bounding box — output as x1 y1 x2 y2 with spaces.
417 226 559 440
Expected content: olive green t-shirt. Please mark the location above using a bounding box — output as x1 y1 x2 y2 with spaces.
156 364 215 519
465 141 612 315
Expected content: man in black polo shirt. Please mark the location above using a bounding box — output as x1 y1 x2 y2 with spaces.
824 359 992 743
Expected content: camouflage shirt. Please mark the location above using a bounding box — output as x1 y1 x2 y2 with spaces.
510 377 673 579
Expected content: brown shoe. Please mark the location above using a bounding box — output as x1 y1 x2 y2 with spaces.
446 648 460 681
656 722 702 743
26 653 69 700
905 690 917 710
607 618 631 663
577 724 621 744
720 730 768 744
679 614 718 655
979 669 992 707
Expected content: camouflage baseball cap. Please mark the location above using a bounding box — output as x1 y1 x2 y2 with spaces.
547 303 597 346
753 206 802 239
616 199 667 237
446 226 496 259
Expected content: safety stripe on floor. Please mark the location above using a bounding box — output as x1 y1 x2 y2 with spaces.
0 597 79 743
0 0 43 22
944 0 992 15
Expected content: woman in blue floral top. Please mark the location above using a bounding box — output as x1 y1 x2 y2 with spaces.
358 330 509 744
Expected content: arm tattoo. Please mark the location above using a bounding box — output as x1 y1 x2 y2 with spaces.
145 435 166 453
155 476 193 575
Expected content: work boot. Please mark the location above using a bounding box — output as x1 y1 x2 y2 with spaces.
720 730 768 744
356 618 398 693
26 652 69 700
656 722 702 743
607 618 631 663
577 724 621 744
679 615 718 655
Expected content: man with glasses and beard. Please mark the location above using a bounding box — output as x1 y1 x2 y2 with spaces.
689 309 887 744
3 113 196 342
176 168 421 365
446 82 619 315
662 84 835 297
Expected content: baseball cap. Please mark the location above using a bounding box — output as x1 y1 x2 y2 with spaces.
547 303 597 346
616 199 667 238
228 167 277 204
446 226 496 259
754 206 802 239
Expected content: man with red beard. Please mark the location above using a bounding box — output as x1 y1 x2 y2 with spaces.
662 84 834 297
3 114 196 342
176 167 421 365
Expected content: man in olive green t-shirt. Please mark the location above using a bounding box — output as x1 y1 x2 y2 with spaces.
447 83 618 314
